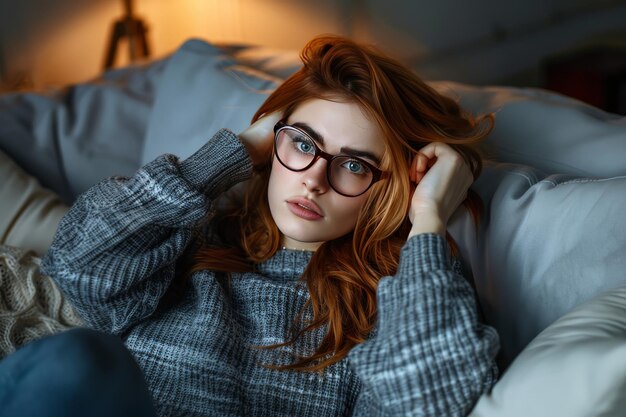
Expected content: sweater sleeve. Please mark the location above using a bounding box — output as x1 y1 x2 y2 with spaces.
40 129 253 335
348 233 500 417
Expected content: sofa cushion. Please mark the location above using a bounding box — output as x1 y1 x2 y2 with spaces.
469 284 626 417
0 58 167 204
216 43 303 80
430 81 626 177
448 161 626 366
140 39 281 165
0 149 68 256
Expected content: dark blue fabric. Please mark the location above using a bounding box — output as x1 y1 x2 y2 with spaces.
0 328 157 417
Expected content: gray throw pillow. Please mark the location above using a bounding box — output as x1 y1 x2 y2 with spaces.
0 58 167 204
216 43 303 80
448 161 626 366
430 81 626 177
140 39 281 165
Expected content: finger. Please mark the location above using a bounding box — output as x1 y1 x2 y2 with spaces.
420 152 434 171
409 155 420 182
413 154 429 180
417 152 436 172
417 142 440 159
259 110 283 122
418 142 453 161
254 111 284 132
422 143 465 174
410 151 437 184
416 153 425 172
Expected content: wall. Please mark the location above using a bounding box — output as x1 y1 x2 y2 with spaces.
0 0 352 88
1 0 626 89
362 0 626 84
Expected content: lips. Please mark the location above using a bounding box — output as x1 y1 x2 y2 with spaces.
286 197 324 216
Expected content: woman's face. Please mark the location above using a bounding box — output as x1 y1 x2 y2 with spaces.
267 98 386 251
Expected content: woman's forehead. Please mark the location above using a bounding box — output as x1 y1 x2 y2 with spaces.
288 98 385 155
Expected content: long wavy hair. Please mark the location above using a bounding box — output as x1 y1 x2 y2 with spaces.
184 35 494 374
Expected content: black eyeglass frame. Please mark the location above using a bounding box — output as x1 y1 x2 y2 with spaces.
273 120 389 197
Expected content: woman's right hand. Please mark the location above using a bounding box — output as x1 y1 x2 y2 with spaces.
238 111 283 168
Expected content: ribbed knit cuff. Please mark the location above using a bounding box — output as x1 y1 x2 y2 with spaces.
178 129 254 199
401 233 452 274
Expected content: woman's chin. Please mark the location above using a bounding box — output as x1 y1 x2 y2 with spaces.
279 228 325 249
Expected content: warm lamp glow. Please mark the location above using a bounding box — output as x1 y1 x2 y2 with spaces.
6 0 358 88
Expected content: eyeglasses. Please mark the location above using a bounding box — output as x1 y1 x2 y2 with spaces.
273 121 388 197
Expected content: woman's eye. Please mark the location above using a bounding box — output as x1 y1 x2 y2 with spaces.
342 160 370 175
294 139 315 154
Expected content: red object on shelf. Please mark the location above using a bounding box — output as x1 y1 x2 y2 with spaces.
544 48 626 115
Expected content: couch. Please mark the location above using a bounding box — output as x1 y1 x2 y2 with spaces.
1 38 625 416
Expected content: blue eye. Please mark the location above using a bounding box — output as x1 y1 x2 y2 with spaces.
291 137 315 154
341 160 370 175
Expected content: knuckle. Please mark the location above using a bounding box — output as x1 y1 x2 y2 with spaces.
450 153 464 167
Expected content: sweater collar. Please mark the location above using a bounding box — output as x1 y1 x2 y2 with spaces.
253 248 314 282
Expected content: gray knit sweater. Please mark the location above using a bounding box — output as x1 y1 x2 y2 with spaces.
41 129 499 417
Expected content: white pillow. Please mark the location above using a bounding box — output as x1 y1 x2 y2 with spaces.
469 284 626 417
0 149 68 256
448 161 626 366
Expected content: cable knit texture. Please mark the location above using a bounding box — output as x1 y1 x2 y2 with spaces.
0 245 83 359
40 128 500 416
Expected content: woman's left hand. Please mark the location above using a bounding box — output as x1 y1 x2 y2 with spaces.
407 142 474 230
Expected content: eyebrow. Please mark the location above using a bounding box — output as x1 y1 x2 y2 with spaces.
291 122 382 166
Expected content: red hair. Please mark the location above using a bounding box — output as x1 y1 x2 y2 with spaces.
185 35 494 374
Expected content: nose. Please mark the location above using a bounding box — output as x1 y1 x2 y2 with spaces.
302 158 329 193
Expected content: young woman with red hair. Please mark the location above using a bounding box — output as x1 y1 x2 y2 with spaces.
2 35 499 416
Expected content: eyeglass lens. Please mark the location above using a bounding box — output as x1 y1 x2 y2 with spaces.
275 128 374 196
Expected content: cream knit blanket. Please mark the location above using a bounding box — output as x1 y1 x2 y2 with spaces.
0 244 83 359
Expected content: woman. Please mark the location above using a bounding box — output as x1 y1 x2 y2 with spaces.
2 35 499 416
